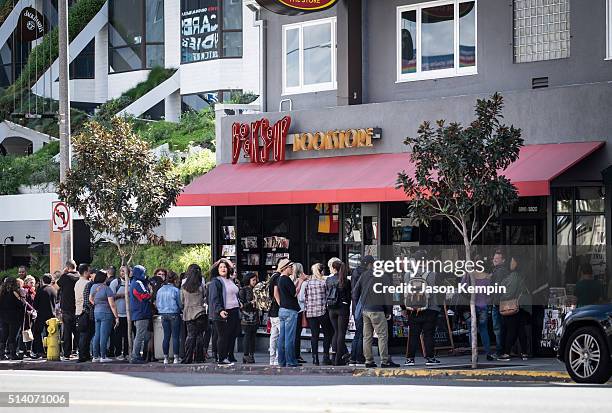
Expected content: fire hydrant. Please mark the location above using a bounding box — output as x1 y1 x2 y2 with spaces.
43 318 61 361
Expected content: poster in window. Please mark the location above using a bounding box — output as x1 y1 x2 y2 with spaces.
181 0 219 62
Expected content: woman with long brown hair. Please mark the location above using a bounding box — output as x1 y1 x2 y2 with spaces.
325 260 351 365
180 264 207 364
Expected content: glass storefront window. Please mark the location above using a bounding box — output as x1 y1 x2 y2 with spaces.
575 187 605 213
307 203 339 243
555 188 573 213
343 204 361 243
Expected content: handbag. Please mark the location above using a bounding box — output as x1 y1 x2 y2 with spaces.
499 297 520 316
22 313 33 342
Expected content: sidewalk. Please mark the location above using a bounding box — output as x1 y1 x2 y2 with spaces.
0 353 572 383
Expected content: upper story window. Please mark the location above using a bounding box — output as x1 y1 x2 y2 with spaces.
513 0 570 63
397 0 476 83
181 0 243 63
282 17 337 95
109 0 165 73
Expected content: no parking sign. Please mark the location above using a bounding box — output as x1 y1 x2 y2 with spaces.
52 201 70 232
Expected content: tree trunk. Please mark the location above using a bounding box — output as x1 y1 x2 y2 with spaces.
120 253 133 360
461 222 478 369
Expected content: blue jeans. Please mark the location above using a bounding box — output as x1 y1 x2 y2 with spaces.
92 312 114 359
350 315 364 362
161 314 181 357
467 306 492 355
492 305 504 355
278 308 298 367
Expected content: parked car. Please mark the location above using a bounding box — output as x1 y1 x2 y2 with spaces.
556 303 612 383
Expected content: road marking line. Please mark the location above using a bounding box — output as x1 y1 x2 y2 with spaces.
69 399 470 413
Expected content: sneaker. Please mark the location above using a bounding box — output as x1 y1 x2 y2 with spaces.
218 359 234 366
61 356 72 361
381 360 400 368
115 355 126 361
163 356 169 365
425 358 441 366
99 357 113 363
364 362 377 368
91 357 100 363
486 354 496 361
521 354 529 361
348 360 357 366
404 358 415 366
497 354 511 361
174 356 180 364
130 358 146 364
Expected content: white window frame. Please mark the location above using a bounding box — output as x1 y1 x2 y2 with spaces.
282 17 337 95
396 0 477 83
607 0 612 60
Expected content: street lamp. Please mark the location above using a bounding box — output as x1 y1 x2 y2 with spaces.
2 236 14 271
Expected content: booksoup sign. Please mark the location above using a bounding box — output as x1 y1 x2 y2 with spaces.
255 0 338 15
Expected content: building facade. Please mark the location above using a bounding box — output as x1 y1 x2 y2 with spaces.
179 0 612 350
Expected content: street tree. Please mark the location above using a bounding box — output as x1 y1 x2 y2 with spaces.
58 117 183 354
396 93 523 368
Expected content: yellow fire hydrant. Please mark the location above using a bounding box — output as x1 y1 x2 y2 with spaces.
43 318 61 361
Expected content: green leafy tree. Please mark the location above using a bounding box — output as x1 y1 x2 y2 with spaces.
58 118 183 353
397 93 523 368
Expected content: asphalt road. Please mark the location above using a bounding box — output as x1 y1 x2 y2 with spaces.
0 370 609 413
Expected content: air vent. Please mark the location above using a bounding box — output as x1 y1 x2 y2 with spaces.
532 77 549 89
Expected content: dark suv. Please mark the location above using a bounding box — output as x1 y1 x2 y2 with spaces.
556 303 612 383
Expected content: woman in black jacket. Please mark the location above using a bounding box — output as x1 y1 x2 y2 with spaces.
208 259 240 366
0 277 26 360
326 261 351 366
239 272 259 364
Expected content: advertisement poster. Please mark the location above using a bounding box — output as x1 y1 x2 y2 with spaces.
181 0 219 62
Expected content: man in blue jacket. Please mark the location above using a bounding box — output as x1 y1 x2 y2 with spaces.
129 265 152 364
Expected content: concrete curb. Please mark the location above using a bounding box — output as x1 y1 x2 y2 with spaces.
0 361 572 382
354 368 573 383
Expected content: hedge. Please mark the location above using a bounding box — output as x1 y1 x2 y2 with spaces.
91 242 212 278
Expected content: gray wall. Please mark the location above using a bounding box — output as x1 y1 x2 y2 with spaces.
261 0 612 110
263 6 339 111
220 81 612 182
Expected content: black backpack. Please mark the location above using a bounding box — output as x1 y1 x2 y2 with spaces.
326 282 341 309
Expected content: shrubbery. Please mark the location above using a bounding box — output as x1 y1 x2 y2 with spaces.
135 108 215 151
174 148 216 184
0 141 59 195
91 242 212 278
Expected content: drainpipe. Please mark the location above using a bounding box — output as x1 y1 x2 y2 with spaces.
247 2 266 112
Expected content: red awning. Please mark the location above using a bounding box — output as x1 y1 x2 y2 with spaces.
178 142 604 206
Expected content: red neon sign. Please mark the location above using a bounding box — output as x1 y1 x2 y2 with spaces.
231 116 292 164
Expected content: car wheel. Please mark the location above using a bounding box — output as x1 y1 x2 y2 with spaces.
564 326 611 384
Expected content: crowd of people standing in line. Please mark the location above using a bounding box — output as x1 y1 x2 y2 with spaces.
1 249 538 366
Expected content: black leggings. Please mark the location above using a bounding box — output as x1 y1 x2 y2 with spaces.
242 324 257 356
215 308 240 361
307 313 332 355
503 310 528 355
328 307 350 365
113 317 129 357
184 316 207 363
406 309 438 358
0 318 20 355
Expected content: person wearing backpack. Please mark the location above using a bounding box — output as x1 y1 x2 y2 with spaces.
403 252 442 366
349 256 374 366
325 260 352 366
353 263 399 368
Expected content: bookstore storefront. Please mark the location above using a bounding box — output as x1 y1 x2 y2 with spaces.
178 113 609 353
